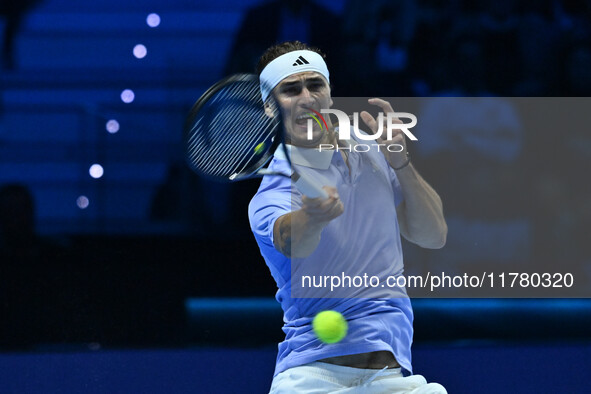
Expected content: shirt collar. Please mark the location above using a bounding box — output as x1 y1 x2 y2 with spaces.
274 144 334 170
273 127 357 170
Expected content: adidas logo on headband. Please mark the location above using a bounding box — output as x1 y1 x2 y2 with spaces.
292 56 310 66
260 50 330 101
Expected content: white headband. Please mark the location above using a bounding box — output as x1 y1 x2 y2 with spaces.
259 50 330 102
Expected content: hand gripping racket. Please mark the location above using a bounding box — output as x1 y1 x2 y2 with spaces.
184 74 328 199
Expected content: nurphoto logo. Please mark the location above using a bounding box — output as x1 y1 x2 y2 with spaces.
306 109 418 152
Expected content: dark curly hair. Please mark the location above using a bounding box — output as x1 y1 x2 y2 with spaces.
256 41 327 75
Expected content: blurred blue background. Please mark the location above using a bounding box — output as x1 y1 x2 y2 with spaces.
1 0 590 392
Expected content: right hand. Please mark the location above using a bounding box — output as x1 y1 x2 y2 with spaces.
301 186 344 224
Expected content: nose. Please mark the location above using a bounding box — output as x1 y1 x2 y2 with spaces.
298 87 315 106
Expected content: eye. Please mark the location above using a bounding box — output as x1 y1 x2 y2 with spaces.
283 86 300 95
308 82 323 91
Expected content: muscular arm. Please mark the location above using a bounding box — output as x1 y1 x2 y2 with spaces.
273 187 344 258
395 163 447 249
273 211 325 258
360 98 447 249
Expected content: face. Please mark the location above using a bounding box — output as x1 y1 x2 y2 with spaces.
269 71 334 148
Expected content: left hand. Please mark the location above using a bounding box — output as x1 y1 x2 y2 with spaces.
360 98 409 169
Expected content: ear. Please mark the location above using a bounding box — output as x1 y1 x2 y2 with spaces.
264 100 279 118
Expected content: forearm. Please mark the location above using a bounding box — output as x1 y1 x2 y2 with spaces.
273 186 344 258
273 211 328 258
395 164 447 248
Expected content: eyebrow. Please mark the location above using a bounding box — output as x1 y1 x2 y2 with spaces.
279 77 326 89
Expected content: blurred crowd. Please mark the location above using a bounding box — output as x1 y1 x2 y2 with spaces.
0 0 41 70
226 0 591 97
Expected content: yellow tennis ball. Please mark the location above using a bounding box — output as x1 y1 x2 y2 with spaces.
254 142 266 154
312 310 348 344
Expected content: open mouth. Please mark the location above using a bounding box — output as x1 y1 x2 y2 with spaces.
294 113 314 126
294 111 323 129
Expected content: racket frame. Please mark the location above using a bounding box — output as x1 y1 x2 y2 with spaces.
184 73 328 199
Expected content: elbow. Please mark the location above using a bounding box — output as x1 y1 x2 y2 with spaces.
430 232 447 249
418 238 445 250
416 222 447 249
429 221 448 249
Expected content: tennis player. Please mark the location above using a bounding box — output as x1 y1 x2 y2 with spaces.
249 41 448 393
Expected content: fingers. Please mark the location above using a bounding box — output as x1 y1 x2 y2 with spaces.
360 111 377 134
368 98 394 114
378 132 405 146
302 186 344 222
367 98 403 124
302 186 338 210
363 98 408 145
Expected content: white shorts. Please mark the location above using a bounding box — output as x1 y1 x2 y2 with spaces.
269 362 447 394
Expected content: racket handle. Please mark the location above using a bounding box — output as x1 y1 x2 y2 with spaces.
293 172 329 199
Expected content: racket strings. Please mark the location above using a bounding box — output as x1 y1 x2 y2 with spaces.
186 79 279 179
192 101 269 175
201 103 265 175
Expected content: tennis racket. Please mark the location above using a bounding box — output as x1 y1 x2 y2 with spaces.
184 73 328 199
